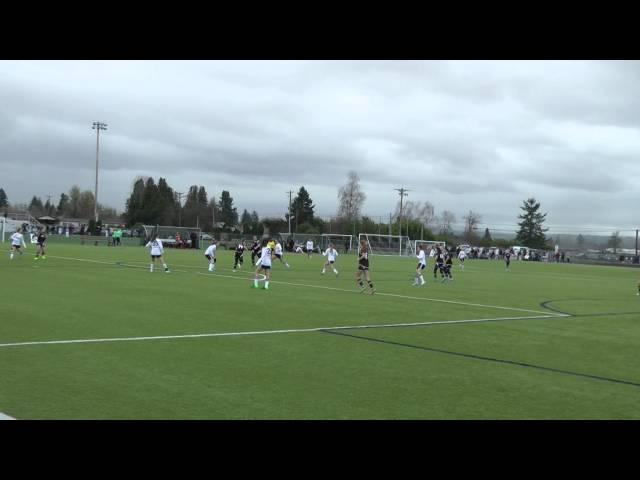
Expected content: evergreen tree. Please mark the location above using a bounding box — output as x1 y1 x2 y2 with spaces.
576 234 585 248
182 185 200 227
217 190 238 228
483 228 492 242
68 185 81 218
56 193 69 216
250 210 262 235
515 198 549 249
124 178 146 226
157 177 178 225
291 186 315 229
29 196 44 216
141 178 162 224
240 209 252 233
0 188 8 208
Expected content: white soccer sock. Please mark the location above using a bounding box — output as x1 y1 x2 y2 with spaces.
333 268 338 274
322 269 326 274
150 264 153 272
265 281 269 288
163 263 168 270
10 253 14 259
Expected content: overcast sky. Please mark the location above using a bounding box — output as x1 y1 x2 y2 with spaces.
1 60 639 234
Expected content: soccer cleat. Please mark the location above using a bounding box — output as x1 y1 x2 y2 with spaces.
34 256 39 260
165 269 170 273
420 280 426 285
370 288 376 295
263 285 269 290
251 284 259 289
321 271 325 275
359 286 367 293
233 269 236 272
41 256 46 259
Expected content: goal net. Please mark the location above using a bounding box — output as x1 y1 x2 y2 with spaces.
358 233 415 256
320 234 353 253
414 240 446 257
142 225 202 248
277 233 323 253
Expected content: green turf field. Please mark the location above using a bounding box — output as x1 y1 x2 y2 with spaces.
1 242 639 419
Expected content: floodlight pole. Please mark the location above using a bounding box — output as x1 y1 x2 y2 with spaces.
92 122 108 223
287 190 293 235
176 192 184 227
394 187 410 254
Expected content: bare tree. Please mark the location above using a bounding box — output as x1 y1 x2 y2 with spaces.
337 171 366 222
608 231 622 253
462 210 482 242
438 210 456 235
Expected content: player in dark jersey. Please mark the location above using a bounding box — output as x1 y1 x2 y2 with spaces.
356 239 375 294
34 228 47 260
434 247 445 279
442 252 453 282
505 250 512 270
233 242 245 272
251 239 261 265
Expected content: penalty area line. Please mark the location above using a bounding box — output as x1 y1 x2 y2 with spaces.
0 313 567 349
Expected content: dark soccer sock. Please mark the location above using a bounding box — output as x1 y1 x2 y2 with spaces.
368 281 374 289
359 281 364 287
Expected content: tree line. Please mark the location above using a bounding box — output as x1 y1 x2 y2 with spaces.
1 175 570 251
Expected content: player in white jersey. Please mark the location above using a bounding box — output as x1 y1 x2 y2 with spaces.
204 240 217 272
458 249 466 269
321 243 339 276
9 228 27 259
145 234 170 273
273 241 290 268
306 240 314 258
253 238 272 290
413 245 427 285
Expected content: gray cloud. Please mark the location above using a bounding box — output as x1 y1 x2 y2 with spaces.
1 60 640 232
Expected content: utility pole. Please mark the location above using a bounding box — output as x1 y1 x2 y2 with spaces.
286 190 293 236
92 122 108 223
211 195 216 230
394 187 410 238
176 192 184 227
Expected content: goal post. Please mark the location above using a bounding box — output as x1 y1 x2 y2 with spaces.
142 225 202 248
358 233 415 256
414 240 446 257
320 234 353 253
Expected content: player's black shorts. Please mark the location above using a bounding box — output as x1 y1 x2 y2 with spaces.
328 260 335 264
306 248 313 254
205 255 216 262
12 245 21 250
417 263 426 270
260 265 271 270
358 264 369 271
276 254 282 259
151 254 161 259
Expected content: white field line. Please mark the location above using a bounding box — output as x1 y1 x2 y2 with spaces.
47 254 562 317
0 412 16 420
196 272 559 317
0 313 568 349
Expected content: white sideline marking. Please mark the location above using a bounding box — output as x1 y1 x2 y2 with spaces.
0 412 16 420
47 254 562 317
0 314 567 349
196 272 559 317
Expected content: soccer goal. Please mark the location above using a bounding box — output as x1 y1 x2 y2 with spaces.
414 240 446 256
142 225 202 249
358 233 415 256
320 234 353 253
